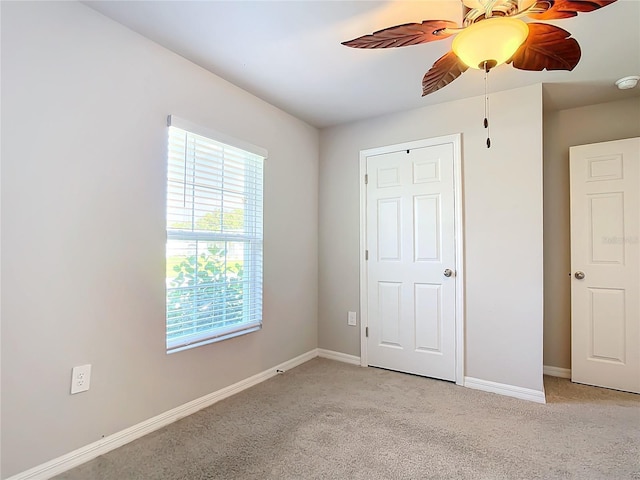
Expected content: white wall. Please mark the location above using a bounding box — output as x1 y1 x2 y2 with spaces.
0 2 318 477
543 97 640 369
319 83 544 392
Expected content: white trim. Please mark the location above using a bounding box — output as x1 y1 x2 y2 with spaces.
358 134 465 383
543 365 571 379
7 350 317 480
359 153 369 368
464 376 546 404
167 115 268 159
318 348 361 365
451 134 465 386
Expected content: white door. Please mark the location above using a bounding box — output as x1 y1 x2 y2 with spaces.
570 137 640 394
365 140 457 381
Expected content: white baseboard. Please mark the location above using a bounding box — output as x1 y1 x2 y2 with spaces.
317 348 361 365
543 365 571 379
464 376 546 404
7 349 318 480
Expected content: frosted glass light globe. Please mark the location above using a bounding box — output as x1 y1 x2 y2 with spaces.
452 17 529 70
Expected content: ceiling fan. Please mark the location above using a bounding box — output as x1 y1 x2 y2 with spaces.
342 0 618 97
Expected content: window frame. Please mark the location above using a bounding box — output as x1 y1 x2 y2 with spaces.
165 115 266 353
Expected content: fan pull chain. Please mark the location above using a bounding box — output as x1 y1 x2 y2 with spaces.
484 61 491 149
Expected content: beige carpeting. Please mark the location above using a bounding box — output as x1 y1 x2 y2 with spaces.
56 358 640 480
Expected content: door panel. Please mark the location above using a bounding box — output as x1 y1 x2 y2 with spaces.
414 283 442 352
377 198 401 261
379 282 402 347
570 137 640 393
414 195 440 261
588 288 625 363
366 141 456 381
588 193 624 264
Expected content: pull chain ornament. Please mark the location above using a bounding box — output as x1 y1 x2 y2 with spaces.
484 61 491 149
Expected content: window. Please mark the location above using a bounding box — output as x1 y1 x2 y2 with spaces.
165 116 265 353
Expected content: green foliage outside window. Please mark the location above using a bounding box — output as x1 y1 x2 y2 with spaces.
166 217 246 341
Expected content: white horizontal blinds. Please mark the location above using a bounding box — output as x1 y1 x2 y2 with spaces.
166 123 264 353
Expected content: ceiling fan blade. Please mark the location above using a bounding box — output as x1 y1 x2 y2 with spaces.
528 0 617 20
342 20 458 49
508 23 581 71
422 51 469 96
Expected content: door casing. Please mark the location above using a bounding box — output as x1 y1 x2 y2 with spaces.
359 134 465 385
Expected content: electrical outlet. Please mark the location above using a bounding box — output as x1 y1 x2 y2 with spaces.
348 311 357 326
71 364 91 394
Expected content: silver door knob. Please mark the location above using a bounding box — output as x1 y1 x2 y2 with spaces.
444 269 453 278
574 271 585 280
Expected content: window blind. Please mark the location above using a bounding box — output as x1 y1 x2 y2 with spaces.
166 119 265 353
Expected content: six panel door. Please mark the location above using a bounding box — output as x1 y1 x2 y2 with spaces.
570 137 640 394
366 141 456 381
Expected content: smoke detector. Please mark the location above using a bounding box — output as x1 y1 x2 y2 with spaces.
615 76 640 90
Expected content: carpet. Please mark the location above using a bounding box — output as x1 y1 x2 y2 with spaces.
55 358 640 479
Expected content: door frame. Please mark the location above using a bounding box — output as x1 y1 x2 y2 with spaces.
359 133 465 385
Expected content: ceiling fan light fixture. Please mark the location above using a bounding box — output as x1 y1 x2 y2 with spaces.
452 17 529 70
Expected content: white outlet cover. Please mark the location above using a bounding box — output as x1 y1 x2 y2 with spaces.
71 364 92 394
348 311 357 326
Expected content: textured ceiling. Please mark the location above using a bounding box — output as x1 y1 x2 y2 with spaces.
85 0 640 128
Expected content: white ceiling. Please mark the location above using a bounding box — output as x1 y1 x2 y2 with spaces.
85 0 640 128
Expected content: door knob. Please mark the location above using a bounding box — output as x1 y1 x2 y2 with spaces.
574 271 585 280
444 269 454 278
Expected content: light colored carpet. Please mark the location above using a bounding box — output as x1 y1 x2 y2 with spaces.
55 358 640 479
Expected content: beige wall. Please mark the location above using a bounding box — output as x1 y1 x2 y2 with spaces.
543 97 640 369
0 2 318 477
319 84 544 393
